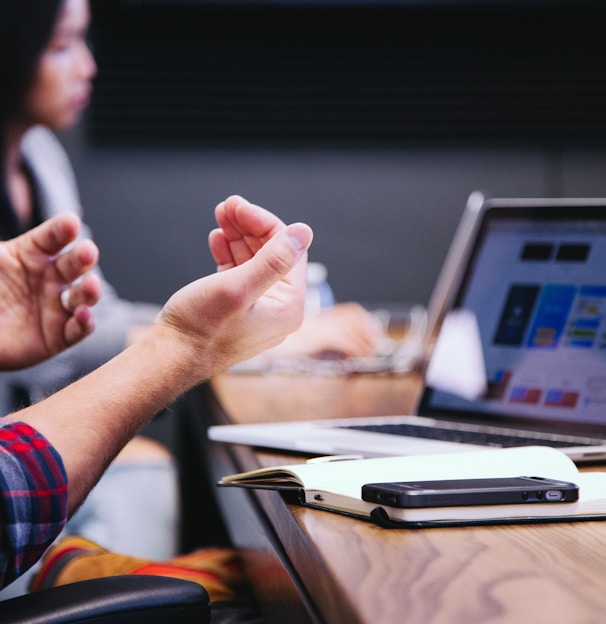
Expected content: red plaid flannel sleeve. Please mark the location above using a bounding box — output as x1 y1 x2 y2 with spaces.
0 419 68 589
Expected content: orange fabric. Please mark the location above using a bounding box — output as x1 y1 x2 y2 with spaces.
31 536 251 604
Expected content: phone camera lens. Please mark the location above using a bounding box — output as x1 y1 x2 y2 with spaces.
522 491 529 500
536 491 544 499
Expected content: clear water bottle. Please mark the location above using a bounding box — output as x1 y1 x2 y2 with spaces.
305 262 335 315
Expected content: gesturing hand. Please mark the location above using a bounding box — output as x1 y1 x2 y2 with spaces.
157 196 313 375
0 213 101 370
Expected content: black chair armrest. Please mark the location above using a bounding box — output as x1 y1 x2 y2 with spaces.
0 575 210 624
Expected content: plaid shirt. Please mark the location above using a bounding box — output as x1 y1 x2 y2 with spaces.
0 419 68 589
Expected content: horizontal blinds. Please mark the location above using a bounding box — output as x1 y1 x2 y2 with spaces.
89 2 606 145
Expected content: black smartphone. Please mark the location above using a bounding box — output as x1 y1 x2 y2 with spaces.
361 476 579 508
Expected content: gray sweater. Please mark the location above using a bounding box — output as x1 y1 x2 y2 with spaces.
0 126 160 414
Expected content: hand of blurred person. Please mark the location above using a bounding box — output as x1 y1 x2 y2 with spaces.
266 302 384 360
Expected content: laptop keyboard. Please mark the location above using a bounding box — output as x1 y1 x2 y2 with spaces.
344 422 602 448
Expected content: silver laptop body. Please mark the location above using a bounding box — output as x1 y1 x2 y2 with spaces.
209 194 606 463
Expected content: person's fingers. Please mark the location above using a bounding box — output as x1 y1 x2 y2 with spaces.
207 228 234 270
214 196 287 265
215 196 285 240
61 273 102 312
226 222 313 303
63 304 96 346
54 239 99 284
27 213 81 256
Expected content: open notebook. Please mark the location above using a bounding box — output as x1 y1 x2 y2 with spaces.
217 446 606 527
209 193 606 463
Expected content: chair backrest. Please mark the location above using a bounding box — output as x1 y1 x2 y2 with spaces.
0 575 210 624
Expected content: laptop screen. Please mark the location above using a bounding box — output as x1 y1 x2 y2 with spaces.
419 201 606 434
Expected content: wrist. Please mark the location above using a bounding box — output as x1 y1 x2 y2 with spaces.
130 324 210 399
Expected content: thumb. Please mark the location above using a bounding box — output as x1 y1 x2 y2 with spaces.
236 222 313 301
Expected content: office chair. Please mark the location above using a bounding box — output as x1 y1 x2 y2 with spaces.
0 574 210 623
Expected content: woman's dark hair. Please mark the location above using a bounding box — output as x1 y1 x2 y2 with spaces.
0 0 63 233
0 0 63 124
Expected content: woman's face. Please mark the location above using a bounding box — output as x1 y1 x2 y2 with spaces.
23 0 97 130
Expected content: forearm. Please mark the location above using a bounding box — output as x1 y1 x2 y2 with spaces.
12 201 312 518
15 328 202 516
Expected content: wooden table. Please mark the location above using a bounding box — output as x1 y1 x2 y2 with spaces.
204 370 606 624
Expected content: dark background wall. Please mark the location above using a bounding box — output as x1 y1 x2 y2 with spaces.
59 0 606 308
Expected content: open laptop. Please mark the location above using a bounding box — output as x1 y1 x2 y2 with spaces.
208 193 606 463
